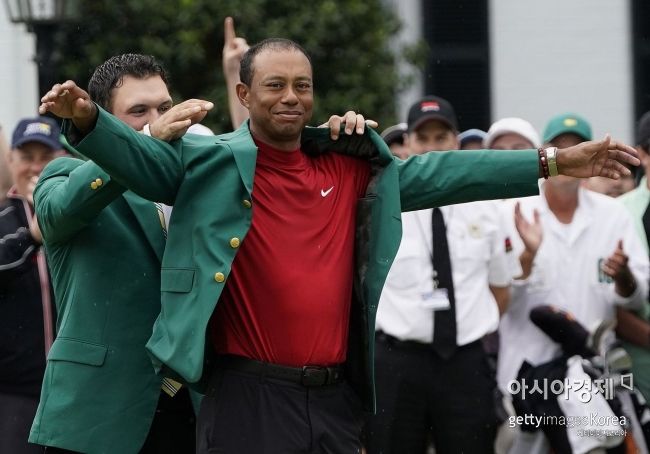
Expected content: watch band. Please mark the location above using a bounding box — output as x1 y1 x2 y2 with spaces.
546 146 559 177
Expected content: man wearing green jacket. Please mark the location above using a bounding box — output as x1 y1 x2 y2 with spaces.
40 38 639 453
30 54 198 454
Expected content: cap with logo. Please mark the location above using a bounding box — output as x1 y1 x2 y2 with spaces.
543 113 592 143
11 116 62 150
407 96 458 133
483 117 541 149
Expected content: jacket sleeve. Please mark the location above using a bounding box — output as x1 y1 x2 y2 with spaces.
0 211 39 276
34 157 127 244
66 105 184 205
396 149 540 212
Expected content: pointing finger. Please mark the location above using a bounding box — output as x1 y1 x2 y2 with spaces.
224 17 236 47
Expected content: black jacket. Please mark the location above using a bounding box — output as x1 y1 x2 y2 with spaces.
0 192 55 397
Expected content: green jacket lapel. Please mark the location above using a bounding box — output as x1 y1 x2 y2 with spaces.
123 191 165 261
221 123 258 195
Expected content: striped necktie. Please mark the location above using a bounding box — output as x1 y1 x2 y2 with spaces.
154 202 183 397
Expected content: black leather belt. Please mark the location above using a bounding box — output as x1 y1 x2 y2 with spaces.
376 331 432 351
216 355 344 387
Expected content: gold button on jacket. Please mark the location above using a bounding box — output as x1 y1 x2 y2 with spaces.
229 237 240 248
242 199 252 208
214 272 225 283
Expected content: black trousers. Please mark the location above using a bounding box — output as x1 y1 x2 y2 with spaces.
0 392 44 454
364 335 497 454
196 368 364 454
45 388 196 454
140 386 196 453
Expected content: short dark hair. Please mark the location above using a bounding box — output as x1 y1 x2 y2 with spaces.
88 53 168 111
239 38 311 86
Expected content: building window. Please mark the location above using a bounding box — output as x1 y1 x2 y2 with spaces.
421 0 491 130
631 0 650 122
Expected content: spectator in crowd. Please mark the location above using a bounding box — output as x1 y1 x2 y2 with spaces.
29 54 198 454
458 128 487 150
0 117 63 454
498 112 649 453
484 117 542 279
40 37 639 452
484 117 541 151
616 110 650 402
365 96 511 453
380 122 408 158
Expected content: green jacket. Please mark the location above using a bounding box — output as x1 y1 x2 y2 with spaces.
29 157 166 453
70 107 539 411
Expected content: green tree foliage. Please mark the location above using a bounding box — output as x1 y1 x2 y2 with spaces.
54 0 414 133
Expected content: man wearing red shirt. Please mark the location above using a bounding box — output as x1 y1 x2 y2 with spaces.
40 38 640 453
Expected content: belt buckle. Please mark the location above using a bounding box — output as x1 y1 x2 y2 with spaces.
301 366 328 387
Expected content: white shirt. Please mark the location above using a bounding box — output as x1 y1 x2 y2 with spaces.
497 186 649 391
375 200 511 346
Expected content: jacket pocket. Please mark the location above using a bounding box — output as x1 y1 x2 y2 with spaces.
161 268 196 293
47 338 108 366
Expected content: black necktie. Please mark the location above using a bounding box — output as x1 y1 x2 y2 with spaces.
431 208 457 359
642 202 650 301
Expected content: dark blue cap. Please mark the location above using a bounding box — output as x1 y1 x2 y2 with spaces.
11 117 62 150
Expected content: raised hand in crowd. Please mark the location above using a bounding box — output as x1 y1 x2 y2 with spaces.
514 201 542 279
602 239 637 297
223 16 250 129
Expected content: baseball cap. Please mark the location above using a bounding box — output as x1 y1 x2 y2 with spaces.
458 128 487 147
484 117 541 148
11 116 62 150
407 96 458 133
380 123 407 146
543 113 592 143
636 111 650 147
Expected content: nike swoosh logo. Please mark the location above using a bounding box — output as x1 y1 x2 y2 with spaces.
321 186 334 197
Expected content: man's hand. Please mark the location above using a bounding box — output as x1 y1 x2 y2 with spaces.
514 202 542 280
149 99 214 141
39 80 97 133
223 17 249 76
557 134 640 179
514 202 542 254
602 239 637 297
321 111 379 140
26 175 38 206
222 17 250 130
